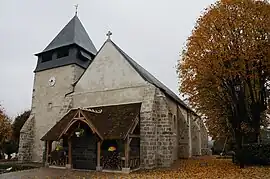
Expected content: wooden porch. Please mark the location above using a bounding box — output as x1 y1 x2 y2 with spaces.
41 103 141 173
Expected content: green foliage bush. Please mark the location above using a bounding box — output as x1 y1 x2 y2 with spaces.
237 144 270 165
2 140 17 158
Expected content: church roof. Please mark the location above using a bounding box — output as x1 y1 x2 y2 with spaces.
109 40 195 113
38 15 97 55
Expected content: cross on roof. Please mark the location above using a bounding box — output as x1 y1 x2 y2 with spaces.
75 4 79 16
106 31 112 39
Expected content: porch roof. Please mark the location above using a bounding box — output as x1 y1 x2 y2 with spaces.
41 103 141 141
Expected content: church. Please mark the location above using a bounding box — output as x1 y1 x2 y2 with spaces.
18 14 210 173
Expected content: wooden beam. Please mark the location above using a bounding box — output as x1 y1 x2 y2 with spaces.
124 116 139 140
128 138 133 145
80 112 104 140
130 117 139 134
68 140 72 166
129 134 140 138
97 141 101 168
46 141 52 164
125 137 129 168
73 117 85 120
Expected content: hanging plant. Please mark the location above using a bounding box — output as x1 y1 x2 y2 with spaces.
74 127 84 137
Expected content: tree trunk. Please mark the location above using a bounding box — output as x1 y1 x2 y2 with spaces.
235 129 244 168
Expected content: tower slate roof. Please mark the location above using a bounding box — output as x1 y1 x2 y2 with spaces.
39 15 97 55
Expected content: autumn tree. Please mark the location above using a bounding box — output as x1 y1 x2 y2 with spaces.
0 105 12 158
177 0 270 167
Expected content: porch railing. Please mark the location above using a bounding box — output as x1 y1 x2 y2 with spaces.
48 150 68 167
101 152 140 170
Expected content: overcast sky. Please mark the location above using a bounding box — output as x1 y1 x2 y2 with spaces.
0 0 216 118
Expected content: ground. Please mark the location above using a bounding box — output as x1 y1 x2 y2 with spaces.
1 156 270 179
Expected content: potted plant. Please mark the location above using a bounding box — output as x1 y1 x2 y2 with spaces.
74 128 84 137
55 144 63 151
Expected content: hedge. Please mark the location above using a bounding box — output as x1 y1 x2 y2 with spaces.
234 143 270 165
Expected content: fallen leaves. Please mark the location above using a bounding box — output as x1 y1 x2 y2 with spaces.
87 156 270 179
3 156 270 179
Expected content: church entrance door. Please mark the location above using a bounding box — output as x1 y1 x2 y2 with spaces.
71 125 97 170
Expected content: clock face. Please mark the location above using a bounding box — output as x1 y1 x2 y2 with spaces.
48 77 56 87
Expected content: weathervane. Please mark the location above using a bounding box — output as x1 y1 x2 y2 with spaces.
106 31 112 39
75 4 79 16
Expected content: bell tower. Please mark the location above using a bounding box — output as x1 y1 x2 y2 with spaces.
18 14 97 162
34 15 97 72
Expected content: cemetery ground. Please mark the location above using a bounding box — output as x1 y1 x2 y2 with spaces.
1 156 270 179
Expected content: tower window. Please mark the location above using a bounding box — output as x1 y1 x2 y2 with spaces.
57 47 69 59
41 52 52 62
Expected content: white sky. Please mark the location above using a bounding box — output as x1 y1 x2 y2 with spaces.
0 0 216 118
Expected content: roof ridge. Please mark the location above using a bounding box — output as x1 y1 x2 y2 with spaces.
108 40 195 113
72 15 77 43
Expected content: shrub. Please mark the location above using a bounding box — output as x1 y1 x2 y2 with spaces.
2 140 17 159
234 143 270 165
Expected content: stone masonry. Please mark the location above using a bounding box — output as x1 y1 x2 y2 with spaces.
177 107 190 158
18 65 84 162
155 88 176 167
140 84 179 168
140 84 157 169
18 115 35 161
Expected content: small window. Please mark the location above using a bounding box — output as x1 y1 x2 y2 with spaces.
57 47 69 59
41 52 52 62
47 102 52 111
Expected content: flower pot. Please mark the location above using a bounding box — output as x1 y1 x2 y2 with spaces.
75 132 80 137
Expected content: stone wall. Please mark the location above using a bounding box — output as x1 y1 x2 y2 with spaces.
198 119 208 149
18 65 84 163
18 115 35 161
197 119 212 156
140 84 157 169
140 84 176 169
177 107 190 158
155 89 175 167
191 117 201 156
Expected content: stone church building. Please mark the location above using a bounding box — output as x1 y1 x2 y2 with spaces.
18 15 209 172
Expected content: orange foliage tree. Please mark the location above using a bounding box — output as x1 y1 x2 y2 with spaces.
0 105 12 152
177 0 270 167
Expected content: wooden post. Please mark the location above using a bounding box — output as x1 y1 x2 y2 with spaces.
46 141 52 165
125 137 129 168
68 140 72 166
97 141 101 170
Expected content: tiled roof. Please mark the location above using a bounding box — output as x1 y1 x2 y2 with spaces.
41 103 141 141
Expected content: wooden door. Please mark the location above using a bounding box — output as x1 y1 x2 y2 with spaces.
71 131 97 170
